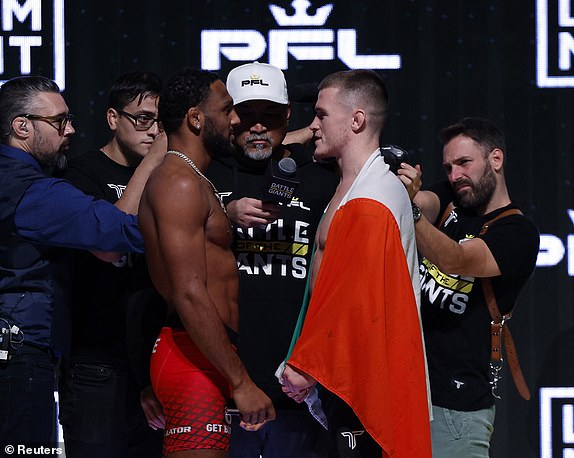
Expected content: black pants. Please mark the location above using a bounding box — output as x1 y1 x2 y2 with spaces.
0 344 57 446
228 408 328 457
58 362 163 458
322 389 382 458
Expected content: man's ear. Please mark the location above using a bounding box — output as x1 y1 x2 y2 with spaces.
106 108 119 131
11 116 29 138
490 148 504 172
351 109 366 132
186 107 201 131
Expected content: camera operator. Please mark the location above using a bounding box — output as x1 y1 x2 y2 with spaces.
398 117 539 457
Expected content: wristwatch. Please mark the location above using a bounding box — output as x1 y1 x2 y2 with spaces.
412 202 422 223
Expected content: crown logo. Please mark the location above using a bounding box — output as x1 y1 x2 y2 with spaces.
269 0 333 27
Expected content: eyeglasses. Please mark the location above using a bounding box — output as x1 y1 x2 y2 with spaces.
116 109 162 131
17 113 74 133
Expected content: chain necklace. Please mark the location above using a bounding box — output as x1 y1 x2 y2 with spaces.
166 150 227 214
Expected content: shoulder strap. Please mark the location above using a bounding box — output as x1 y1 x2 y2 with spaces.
479 208 522 236
480 208 530 400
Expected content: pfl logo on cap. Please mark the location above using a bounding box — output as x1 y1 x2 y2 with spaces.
241 74 270 87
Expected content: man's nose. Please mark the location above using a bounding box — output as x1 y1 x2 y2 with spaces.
64 123 75 136
230 108 240 127
449 166 464 182
250 122 267 133
310 117 319 132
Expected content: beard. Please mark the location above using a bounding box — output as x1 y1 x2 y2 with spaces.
30 130 68 168
241 134 273 160
453 163 496 210
203 116 235 158
54 152 68 170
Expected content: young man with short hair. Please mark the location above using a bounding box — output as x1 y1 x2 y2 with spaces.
282 70 432 458
58 71 165 458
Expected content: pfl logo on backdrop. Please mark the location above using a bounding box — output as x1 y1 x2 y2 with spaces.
201 0 401 71
540 387 574 457
0 0 65 89
536 0 574 87
536 210 574 276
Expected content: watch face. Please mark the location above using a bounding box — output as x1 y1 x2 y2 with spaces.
412 203 421 222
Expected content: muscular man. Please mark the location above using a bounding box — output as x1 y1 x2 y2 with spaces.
58 71 165 457
399 117 539 457
0 76 160 446
281 70 432 457
139 68 275 457
206 62 337 457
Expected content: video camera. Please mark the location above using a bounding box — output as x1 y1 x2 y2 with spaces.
380 144 412 175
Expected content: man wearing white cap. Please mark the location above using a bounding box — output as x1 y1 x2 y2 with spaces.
206 62 338 457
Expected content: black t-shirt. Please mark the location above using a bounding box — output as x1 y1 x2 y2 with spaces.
206 145 338 408
62 150 154 366
420 180 540 411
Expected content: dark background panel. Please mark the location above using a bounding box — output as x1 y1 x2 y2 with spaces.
6 0 572 456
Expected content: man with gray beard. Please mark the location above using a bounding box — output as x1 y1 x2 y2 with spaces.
206 62 337 458
398 117 539 457
0 76 161 447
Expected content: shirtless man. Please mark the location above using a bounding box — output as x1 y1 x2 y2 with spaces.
281 70 431 457
138 68 275 457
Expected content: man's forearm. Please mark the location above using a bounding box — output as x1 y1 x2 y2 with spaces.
413 190 440 224
175 295 249 390
116 133 166 215
415 215 464 272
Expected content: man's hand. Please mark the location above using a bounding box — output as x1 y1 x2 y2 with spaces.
232 380 276 431
281 364 317 403
227 198 281 229
284 125 314 146
397 163 422 201
140 385 165 430
147 131 168 163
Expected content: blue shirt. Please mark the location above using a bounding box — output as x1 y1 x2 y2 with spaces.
1 144 144 253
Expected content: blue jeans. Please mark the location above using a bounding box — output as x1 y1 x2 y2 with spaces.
0 344 57 445
228 408 328 458
430 404 496 458
58 362 162 458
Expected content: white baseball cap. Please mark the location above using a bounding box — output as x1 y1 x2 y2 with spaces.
226 62 289 105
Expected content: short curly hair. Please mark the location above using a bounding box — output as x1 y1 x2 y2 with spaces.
158 69 219 134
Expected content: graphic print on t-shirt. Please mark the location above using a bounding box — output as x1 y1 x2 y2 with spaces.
107 183 127 199
235 214 310 279
419 236 477 315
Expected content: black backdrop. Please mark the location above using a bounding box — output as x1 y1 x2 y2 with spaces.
5 1 574 456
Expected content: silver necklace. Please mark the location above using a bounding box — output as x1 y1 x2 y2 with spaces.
166 150 227 214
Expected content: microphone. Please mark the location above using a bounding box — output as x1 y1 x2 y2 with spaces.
261 157 300 204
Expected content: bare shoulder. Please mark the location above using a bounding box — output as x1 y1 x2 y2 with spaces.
142 159 210 219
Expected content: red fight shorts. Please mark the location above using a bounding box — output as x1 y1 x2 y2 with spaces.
150 327 233 454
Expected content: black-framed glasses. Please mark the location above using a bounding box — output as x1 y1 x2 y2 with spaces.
17 113 74 133
116 109 162 131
